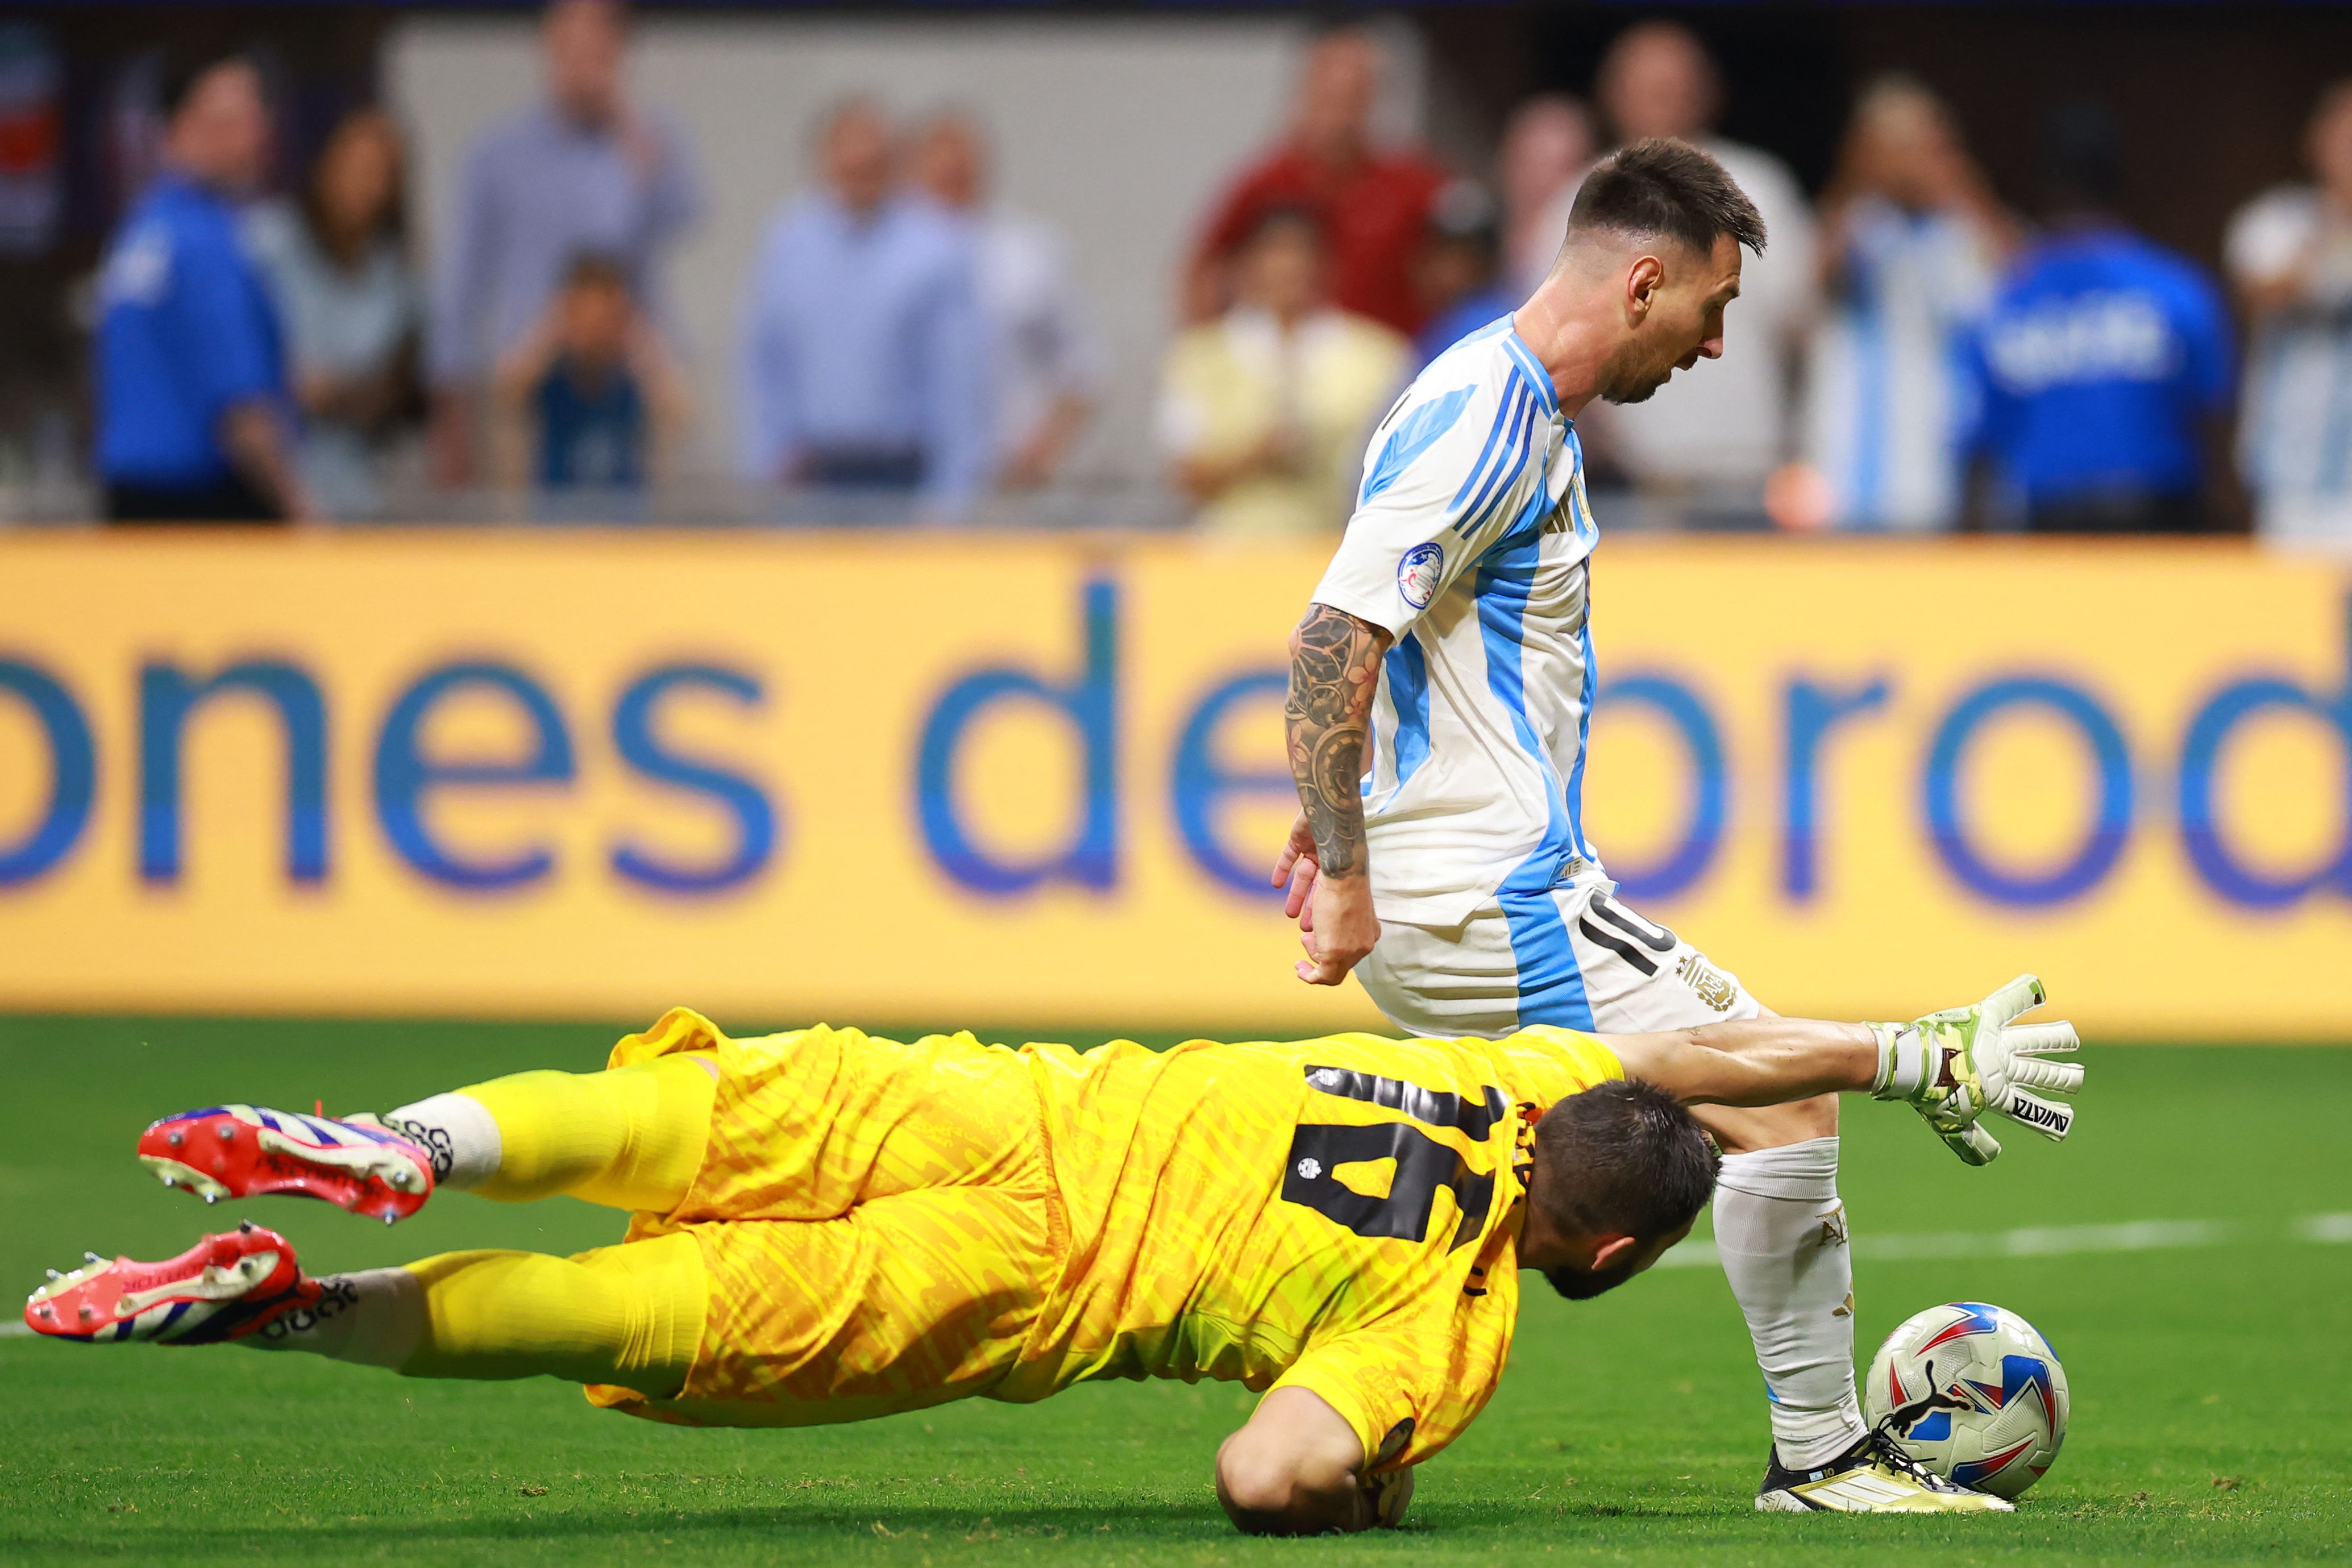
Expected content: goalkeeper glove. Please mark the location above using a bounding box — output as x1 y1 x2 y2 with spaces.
1868 974 2083 1166
1362 1465 1414 1530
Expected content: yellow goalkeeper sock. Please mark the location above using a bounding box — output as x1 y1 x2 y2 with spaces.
398 1230 705 1397
454 1053 716 1212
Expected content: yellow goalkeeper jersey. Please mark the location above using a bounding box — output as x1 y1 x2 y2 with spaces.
597 1008 1622 1467
1005 1026 1625 1467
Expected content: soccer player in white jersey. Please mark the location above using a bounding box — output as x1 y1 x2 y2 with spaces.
1273 139 2033 1513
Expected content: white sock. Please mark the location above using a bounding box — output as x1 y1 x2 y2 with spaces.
244 1266 423 1370
378 1092 502 1189
1714 1136 1868 1470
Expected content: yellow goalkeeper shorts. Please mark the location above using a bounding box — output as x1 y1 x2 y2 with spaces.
585 1008 1068 1429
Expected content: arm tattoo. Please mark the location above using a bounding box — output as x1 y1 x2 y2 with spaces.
1285 603 1389 879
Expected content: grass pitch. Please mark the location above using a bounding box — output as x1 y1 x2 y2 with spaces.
1 1014 2347 1565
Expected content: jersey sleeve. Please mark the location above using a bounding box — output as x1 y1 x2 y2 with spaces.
164 227 277 415
1489 1025 1626 1110
2173 269 2236 416
1269 1322 1466 1471
1308 369 1533 638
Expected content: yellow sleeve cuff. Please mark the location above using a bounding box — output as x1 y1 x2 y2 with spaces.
1268 1364 1383 1468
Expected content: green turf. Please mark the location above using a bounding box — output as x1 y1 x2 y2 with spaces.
2 1014 2347 1564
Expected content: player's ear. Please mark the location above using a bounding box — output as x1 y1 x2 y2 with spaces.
1588 1232 1639 1271
1625 255 1664 322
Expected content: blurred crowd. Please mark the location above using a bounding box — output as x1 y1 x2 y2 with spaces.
78 1 2352 545
97 0 1104 525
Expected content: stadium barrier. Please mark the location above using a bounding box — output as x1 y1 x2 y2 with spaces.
0 532 2346 1038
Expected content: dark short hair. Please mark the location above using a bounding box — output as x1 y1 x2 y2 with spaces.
161 45 260 123
1530 1078 1719 1243
1566 137 1766 260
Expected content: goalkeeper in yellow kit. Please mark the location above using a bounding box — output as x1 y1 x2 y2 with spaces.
28 979 2080 1530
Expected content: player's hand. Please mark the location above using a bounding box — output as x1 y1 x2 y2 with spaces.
1868 975 2083 1165
1272 813 1320 918
1298 871 1380 986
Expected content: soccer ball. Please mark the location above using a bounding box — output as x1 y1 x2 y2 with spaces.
1863 1302 2068 1499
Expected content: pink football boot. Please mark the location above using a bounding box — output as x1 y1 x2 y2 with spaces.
138 1105 433 1225
24 1222 321 1344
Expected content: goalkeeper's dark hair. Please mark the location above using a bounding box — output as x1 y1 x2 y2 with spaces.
1528 1078 1719 1243
1565 137 1767 260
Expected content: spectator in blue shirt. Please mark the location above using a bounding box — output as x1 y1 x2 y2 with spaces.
429 0 702 487
1960 102 2236 533
94 48 314 524
491 251 691 502
737 98 988 516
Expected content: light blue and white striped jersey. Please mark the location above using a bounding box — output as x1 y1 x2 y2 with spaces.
1802 199 1996 531
1310 317 1602 926
2227 186 2352 541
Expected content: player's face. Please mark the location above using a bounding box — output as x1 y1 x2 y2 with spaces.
1598 235 1743 406
1543 1220 1696 1300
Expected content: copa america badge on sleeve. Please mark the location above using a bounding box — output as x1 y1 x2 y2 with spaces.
1398 542 1445 609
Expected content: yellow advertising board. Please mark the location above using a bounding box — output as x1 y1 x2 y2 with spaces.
0 533 2346 1038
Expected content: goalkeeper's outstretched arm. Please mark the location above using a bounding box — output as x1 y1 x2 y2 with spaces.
1606 1015 1881 1107
1603 975 2083 1166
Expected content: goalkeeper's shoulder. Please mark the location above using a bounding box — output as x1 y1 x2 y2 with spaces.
1481 1024 1630 1105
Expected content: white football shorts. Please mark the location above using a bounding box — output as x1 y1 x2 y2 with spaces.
1355 879 1765 1038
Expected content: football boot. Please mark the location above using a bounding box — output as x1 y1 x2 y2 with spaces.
1756 1424 2016 1513
138 1105 432 1225
24 1222 320 1344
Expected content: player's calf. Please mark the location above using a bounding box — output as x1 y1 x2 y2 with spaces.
23 1221 322 1345
138 1105 434 1225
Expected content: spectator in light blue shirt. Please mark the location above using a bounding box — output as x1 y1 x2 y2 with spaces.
247 107 422 521
427 0 701 486
737 98 989 517
1959 102 2235 533
2226 80 2352 550
1802 76 2013 533
94 48 314 524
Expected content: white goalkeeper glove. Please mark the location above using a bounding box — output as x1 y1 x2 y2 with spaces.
1868 974 2083 1166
